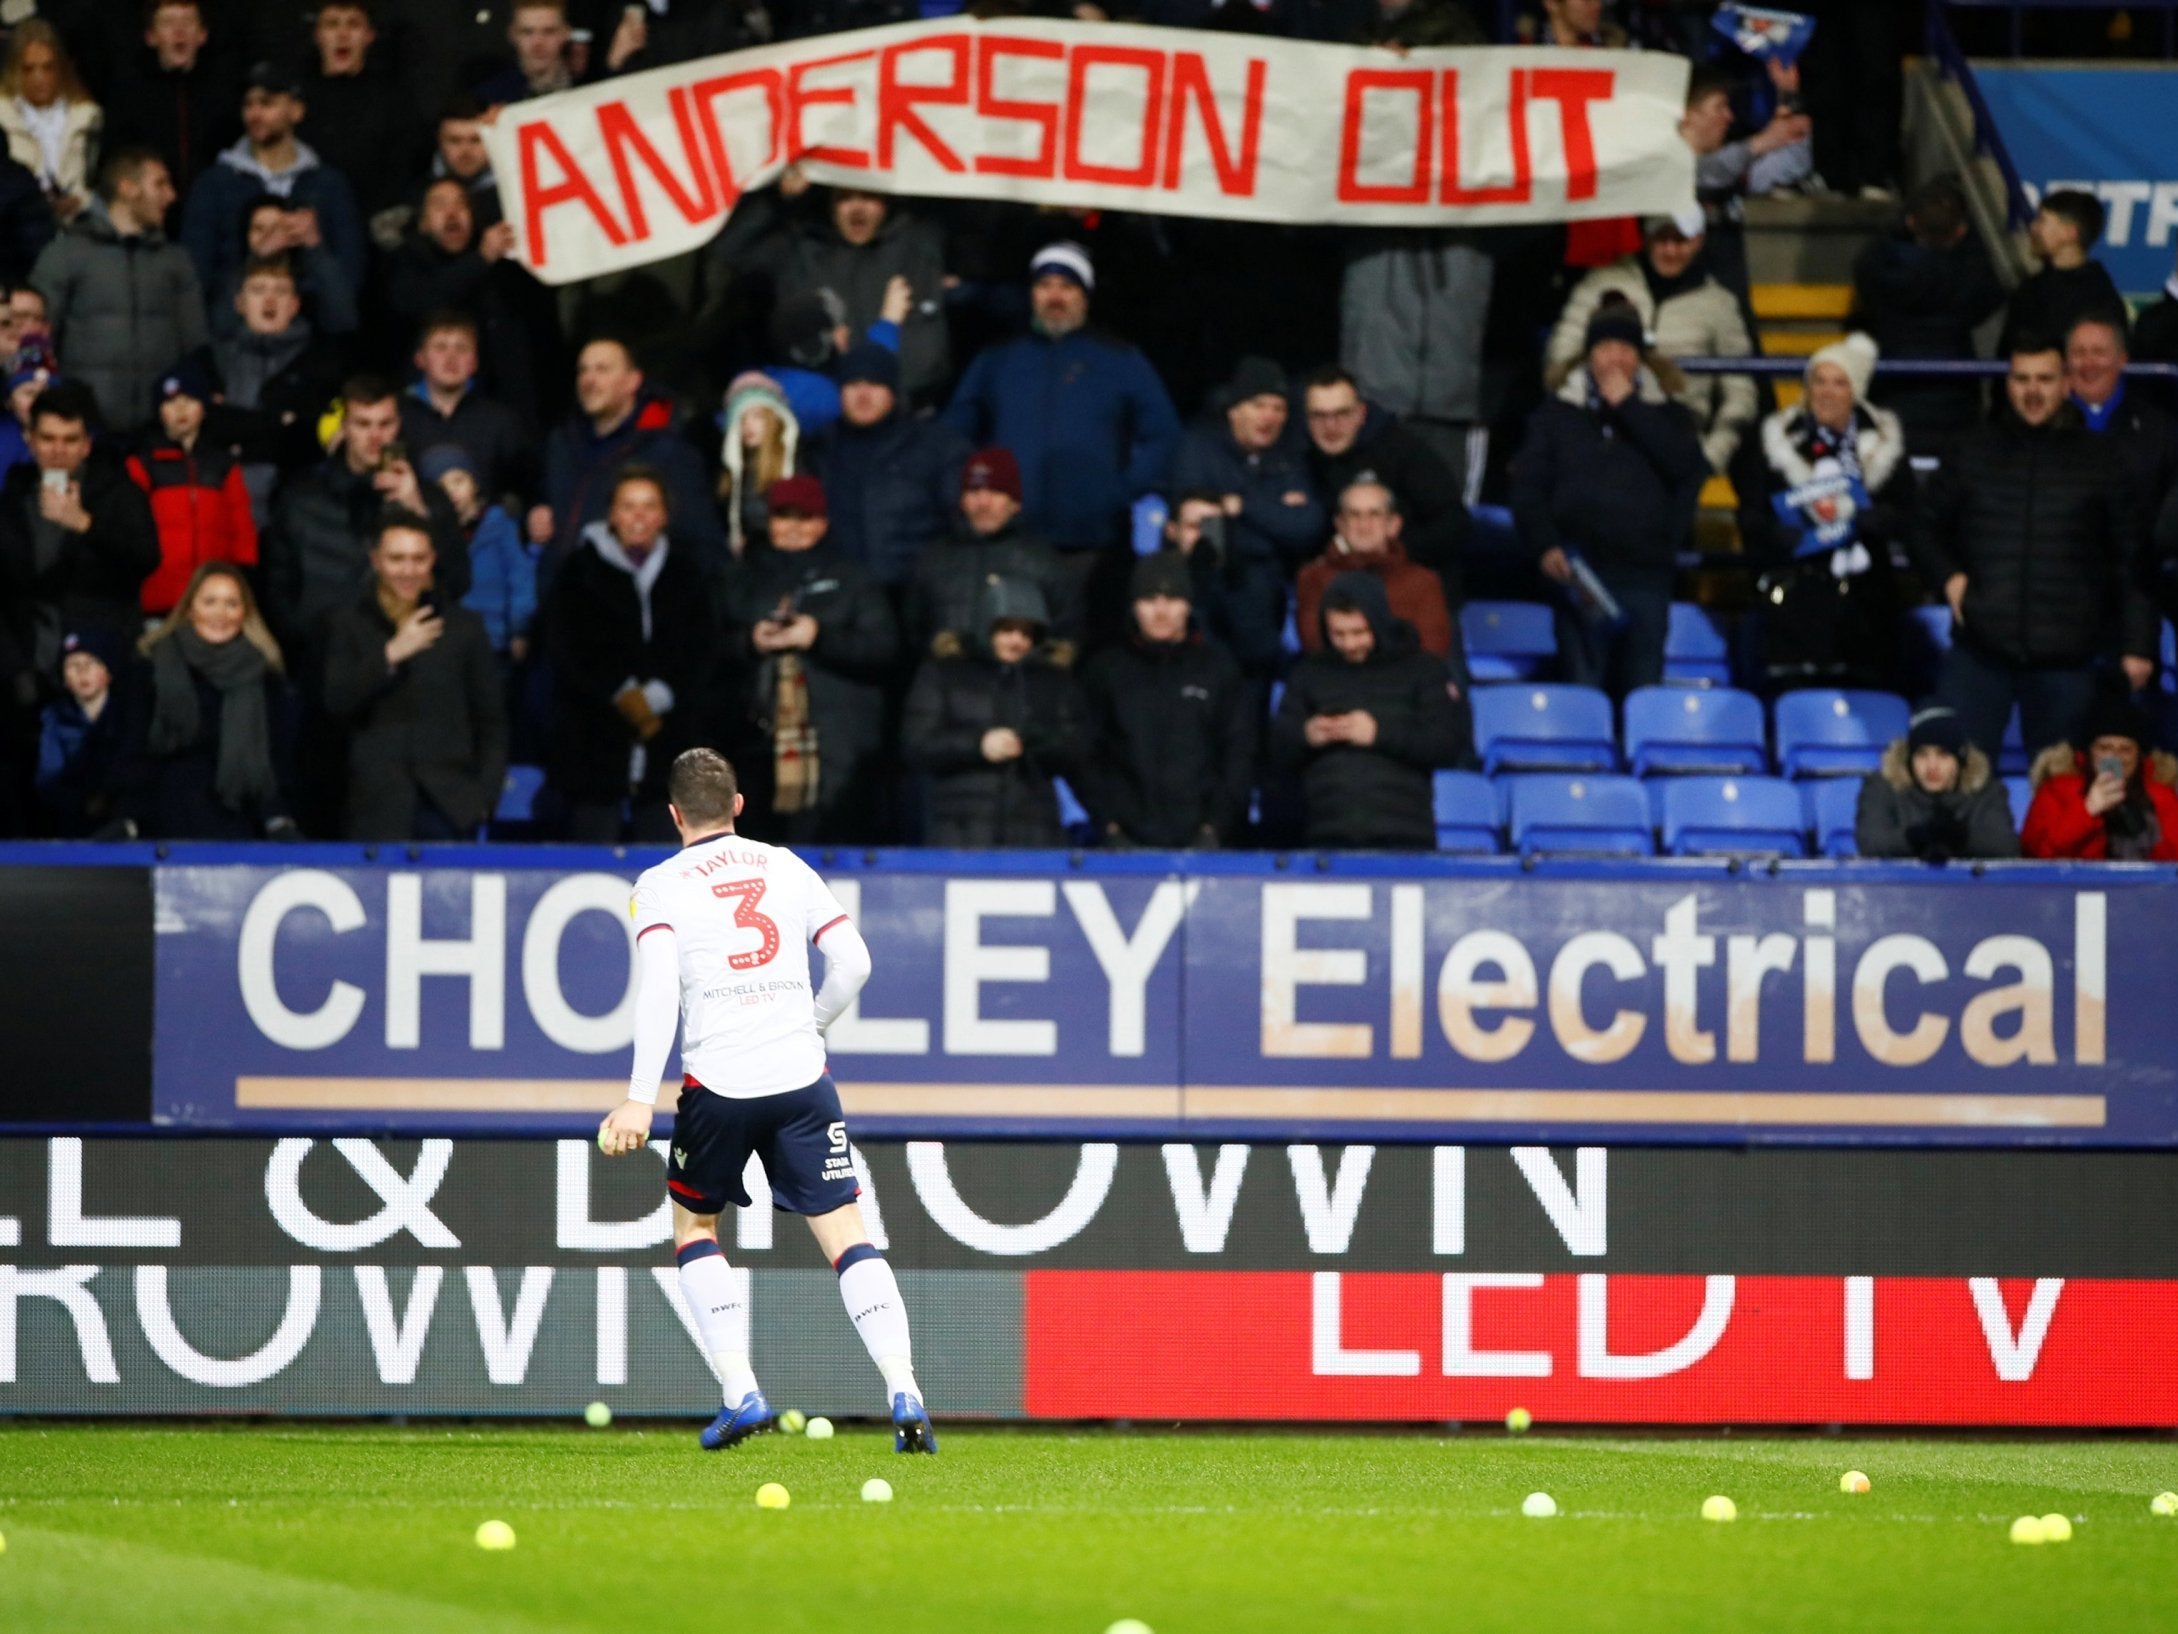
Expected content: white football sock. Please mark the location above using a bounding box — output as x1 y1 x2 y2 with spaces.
677 1244 760 1404
837 1250 919 1402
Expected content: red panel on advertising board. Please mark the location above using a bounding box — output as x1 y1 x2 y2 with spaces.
1022 1272 2178 1425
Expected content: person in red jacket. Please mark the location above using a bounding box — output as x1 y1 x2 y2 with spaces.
128 358 258 616
1295 479 1457 662
2021 693 2178 861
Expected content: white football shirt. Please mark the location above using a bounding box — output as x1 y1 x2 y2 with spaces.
629 834 852 1099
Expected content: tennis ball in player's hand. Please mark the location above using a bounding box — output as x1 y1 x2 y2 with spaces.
2009 1515 2047 1545
1839 1470 1871 1494
1521 1492 1557 1518
779 1409 807 1434
805 1416 834 1440
1505 1407 1532 1434
755 1482 790 1510
2152 1491 2178 1516
2039 1513 2073 1542
861 1477 893 1503
583 1401 612 1429
1701 1495 1737 1522
474 1520 516 1550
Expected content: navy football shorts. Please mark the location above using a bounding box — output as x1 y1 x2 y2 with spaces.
665 1072 861 1217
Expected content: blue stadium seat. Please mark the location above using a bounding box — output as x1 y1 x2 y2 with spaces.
1432 771 1501 853
2004 776 2034 826
1461 601 1557 682
1624 685 1767 776
1507 775 1655 857
1054 776 1092 842
2163 621 2175 694
1268 680 1285 719
1131 493 1168 556
1471 684 1616 773
1663 603 1733 687
1468 503 1518 556
1774 689 1909 778
1661 776 1809 857
494 764 545 825
2000 708 2029 777
1281 600 1301 656
1802 777 1862 859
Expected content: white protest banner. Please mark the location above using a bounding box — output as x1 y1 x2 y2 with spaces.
484 19 1693 285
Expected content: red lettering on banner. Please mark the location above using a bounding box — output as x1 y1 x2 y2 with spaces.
878 34 970 172
1439 67 1531 206
1337 68 1433 206
689 68 784 208
1529 66 1613 201
1063 46 1167 188
599 90 718 239
973 35 1064 179
788 49 874 169
1160 52 1264 197
517 119 626 269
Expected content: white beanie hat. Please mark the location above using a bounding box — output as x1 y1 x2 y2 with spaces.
1806 331 1878 404
1030 241 1095 291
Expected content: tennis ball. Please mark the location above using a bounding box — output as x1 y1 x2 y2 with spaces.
1105 1622 1154 1634
755 1482 791 1510
597 1128 611 1154
2152 1491 2178 1517
474 1519 516 1551
583 1401 612 1429
0 1529 8 1554
1839 1470 1871 1494
1700 1495 1737 1523
2039 1513 2073 1543
2009 1516 2047 1545
1505 1407 1532 1434
861 1477 894 1504
779 1409 807 1435
805 1416 835 1440
1520 1492 1557 1518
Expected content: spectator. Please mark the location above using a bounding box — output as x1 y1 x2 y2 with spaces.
805 342 967 589
1270 571 1464 851
2134 249 2178 412
588 0 764 75
1077 551 1254 849
942 241 1180 564
2066 314 2178 611
536 465 716 843
383 176 546 410
262 375 465 665
1167 354 1324 674
720 474 899 842
908 448 1078 660
0 22 100 225
1512 298 1708 696
717 370 796 557
902 575 1085 848
31 147 204 436
1300 364 1468 597
104 0 239 207
398 311 530 505
0 383 158 688
425 95 499 225
298 1 420 217
1296 479 1456 660
1802 0 1907 201
129 559 297 838
1682 65 1810 300
208 193 359 340
473 1 579 106
181 61 366 300
1153 487 1244 659
1534 0 1624 46
2022 693 2178 862
534 337 722 574
205 252 349 519
321 510 507 840
422 444 533 663
1850 177 2006 460
760 277 907 436
1913 337 2157 761
1339 223 1489 495
35 625 135 836
0 342 49 472
1546 210 1758 475
128 361 257 618
2000 191 2126 362
1738 334 1907 691
1855 705 2018 862
0 155 55 288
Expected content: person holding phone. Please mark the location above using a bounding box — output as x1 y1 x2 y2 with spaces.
2021 694 2178 861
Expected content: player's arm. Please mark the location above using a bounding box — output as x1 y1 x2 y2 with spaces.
811 916 872 1033
601 921 679 1155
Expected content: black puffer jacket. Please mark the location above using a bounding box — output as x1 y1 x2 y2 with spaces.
1077 629 1255 847
1854 739 2019 861
906 516 1079 657
1269 573 1464 850
0 456 160 669
1911 408 2156 666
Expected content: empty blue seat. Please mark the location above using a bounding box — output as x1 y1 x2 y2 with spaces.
1999 708 2028 777
2004 775 2034 826
1661 776 1809 857
1472 684 1616 773
1461 601 1557 682
1432 771 1501 853
494 764 546 825
1624 685 1768 776
1802 777 1862 859
1053 775 1092 841
1664 603 1733 687
1774 689 1909 778
1508 775 1654 857
1131 493 1169 556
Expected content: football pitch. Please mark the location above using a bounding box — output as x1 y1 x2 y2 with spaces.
2 1424 2175 1632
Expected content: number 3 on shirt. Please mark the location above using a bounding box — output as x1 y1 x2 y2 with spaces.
710 879 781 969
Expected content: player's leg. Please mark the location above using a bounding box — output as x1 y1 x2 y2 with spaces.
666 1088 775 1449
805 1201 935 1454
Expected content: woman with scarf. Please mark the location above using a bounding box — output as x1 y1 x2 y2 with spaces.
130 561 297 838
0 23 98 223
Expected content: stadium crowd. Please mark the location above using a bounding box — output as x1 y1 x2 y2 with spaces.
2 0 2176 861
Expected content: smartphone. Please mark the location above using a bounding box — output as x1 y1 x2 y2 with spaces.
2096 754 2126 781
40 467 67 495
380 440 407 472
417 587 440 615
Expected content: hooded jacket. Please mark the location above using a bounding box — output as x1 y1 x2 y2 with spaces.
2021 741 2178 861
180 136 366 297
1077 624 1254 847
126 435 259 615
30 199 209 434
1294 534 1453 660
1854 740 2019 861
1306 404 1470 589
540 392 724 576
1269 572 1465 849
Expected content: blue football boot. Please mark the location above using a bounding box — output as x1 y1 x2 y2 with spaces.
700 1391 776 1451
892 1392 939 1454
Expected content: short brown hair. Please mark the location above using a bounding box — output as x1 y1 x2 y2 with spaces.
669 749 739 826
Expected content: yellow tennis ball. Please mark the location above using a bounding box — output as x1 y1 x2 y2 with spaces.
1504 1407 1532 1434
2039 1513 2073 1543
583 1401 612 1429
779 1409 807 1435
2009 1516 2047 1546
755 1482 790 1510
474 1519 516 1550
861 1478 894 1504
1839 1470 1871 1494
2151 1491 2178 1517
1105 1622 1154 1634
805 1416 834 1441
1701 1495 1737 1523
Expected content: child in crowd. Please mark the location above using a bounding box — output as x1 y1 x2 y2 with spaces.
2001 189 2127 359
35 628 134 836
424 443 534 664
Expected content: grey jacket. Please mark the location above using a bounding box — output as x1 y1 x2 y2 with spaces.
1339 231 1492 425
1854 741 2020 861
31 201 209 434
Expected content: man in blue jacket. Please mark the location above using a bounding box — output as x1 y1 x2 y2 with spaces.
942 242 1179 627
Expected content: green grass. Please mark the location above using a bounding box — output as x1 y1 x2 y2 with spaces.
2 1425 2176 1632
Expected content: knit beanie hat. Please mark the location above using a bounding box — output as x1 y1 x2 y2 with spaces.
1906 705 1969 758
1806 332 1879 405
719 371 800 555
1583 294 1647 355
1129 550 1192 603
